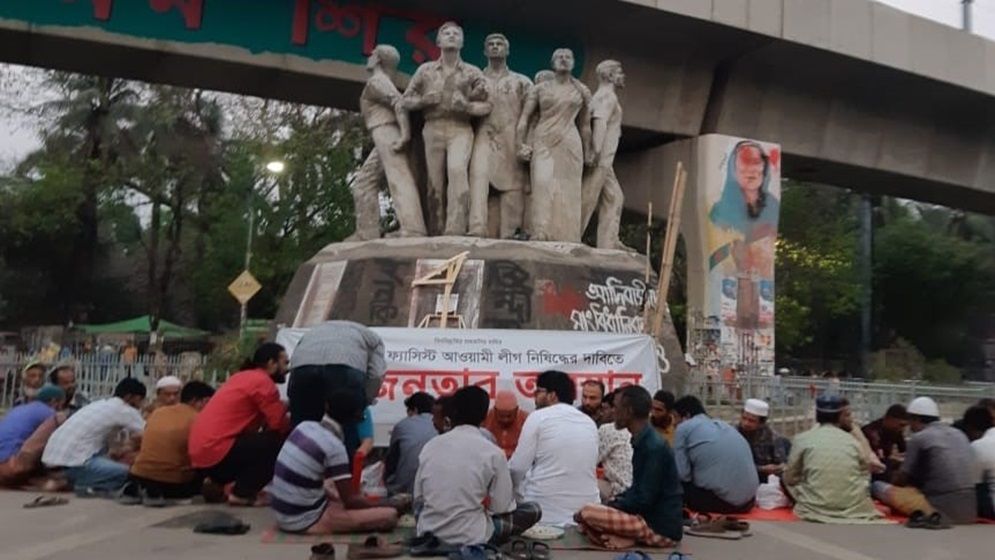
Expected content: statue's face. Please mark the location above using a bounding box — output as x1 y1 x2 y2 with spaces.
552 50 574 73
437 25 464 50
485 36 509 59
611 65 626 88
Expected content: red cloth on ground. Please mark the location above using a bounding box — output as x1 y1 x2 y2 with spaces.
188 369 288 468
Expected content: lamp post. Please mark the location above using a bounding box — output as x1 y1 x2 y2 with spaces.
240 160 285 338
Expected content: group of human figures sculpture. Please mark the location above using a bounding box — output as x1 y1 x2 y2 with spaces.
349 21 630 250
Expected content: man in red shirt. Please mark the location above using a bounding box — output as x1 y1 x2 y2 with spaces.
189 343 290 506
482 390 528 459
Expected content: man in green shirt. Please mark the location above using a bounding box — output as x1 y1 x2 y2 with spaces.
575 386 683 550
783 395 883 523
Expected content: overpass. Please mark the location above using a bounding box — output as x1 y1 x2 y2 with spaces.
0 0 993 212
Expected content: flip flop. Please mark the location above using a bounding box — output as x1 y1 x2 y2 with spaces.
614 552 652 560
192 512 251 535
312 543 336 560
530 541 551 560
348 535 405 559
925 512 951 530
408 533 458 557
500 538 530 560
684 519 741 540
23 495 69 508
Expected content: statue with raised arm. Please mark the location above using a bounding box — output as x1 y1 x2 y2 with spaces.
581 60 631 250
402 22 490 236
517 48 593 243
467 34 533 239
349 44 427 240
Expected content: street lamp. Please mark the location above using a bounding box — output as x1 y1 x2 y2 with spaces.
240 160 286 337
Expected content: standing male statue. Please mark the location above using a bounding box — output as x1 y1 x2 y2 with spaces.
581 60 629 250
403 22 490 235
517 48 593 243
468 34 533 239
350 44 427 240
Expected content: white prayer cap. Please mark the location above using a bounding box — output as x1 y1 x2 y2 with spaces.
744 398 770 418
907 396 939 418
156 375 182 390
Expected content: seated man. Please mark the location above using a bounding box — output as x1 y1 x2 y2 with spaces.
651 390 676 446
13 361 46 405
783 395 882 523
576 386 682 550
964 405 994 519
482 390 528 459
42 378 146 495
125 381 216 503
144 375 182 417
48 362 89 413
385 392 437 495
415 386 540 546
579 380 608 425
873 396 977 524
862 404 909 481
672 396 758 513
189 343 290 506
271 389 403 534
597 390 632 502
0 385 66 486
736 398 786 480
509 370 599 526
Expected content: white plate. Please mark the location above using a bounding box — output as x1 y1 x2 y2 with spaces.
521 525 565 540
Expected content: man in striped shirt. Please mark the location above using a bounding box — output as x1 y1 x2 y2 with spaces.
270 388 402 534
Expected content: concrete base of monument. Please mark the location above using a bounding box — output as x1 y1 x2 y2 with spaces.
275 236 688 384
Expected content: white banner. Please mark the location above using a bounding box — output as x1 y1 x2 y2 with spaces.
276 327 659 442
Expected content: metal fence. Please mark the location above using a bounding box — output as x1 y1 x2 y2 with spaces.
687 375 995 436
0 352 224 410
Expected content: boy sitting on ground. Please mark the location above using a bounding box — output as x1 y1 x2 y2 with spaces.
270 389 405 534
414 386 542 546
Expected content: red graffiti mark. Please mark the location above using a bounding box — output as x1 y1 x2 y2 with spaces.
292 0 444 64
768 147 781 170
537 279 587 318
149 0 204 30
69 0 114 20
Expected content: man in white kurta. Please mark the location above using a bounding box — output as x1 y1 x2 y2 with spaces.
509 371 599 526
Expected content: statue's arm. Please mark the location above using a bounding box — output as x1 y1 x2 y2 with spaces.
401 67 436 110
516 88 539 161
579 100 595 166
589 98 609 165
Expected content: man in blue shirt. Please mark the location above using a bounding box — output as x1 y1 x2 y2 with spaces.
575 386 683 550
385 392 437 495
0 384 65 486
673 396 758 513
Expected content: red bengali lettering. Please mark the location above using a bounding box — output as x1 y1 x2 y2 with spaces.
73 0 114 20
513 372 540 398
149 0 203 29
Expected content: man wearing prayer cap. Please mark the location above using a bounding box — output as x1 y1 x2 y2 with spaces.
736 398 787 479
155 376 183 406
483 390 529 459
782 394 883 523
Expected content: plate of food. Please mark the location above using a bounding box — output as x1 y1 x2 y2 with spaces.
521 525 565 540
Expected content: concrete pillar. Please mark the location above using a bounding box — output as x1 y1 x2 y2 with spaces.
618 134 782 379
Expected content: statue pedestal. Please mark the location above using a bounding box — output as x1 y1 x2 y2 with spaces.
276 236 687 384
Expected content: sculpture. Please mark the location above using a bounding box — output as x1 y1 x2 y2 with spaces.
581 60 629 250
517 48 593 243
468 34 533 239
402 21 490 236
350 44 427 240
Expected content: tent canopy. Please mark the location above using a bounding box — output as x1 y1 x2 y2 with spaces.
77 315 209 338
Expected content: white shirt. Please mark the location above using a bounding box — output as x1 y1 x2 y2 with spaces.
42 397 145 467
415 426 514 545
509 403 599 526
972 427 995 506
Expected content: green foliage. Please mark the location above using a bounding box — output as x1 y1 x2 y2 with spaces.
775 181 861 355
870 337 924 381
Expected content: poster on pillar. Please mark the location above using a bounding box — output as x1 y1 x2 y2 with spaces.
699 135 781 376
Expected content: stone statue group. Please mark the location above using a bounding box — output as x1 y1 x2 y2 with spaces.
349 22 630 250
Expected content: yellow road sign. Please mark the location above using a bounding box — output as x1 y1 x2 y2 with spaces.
228 270 262 304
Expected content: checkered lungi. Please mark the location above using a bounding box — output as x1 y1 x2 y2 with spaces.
576 504 676 550
490 502 542 545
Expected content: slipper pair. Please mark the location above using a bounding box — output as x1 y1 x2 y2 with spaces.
502 538 550 560
685 516 751 540
906 511 950 530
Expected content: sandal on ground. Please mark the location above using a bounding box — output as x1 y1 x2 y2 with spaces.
408 533 458 557
446 544 504 560
311 543 336 560
348 535 404 559
925 512 951 530
684 519 742 540
23 495 69 508
530 542 551 560
722 518 750 532
500 539 530 560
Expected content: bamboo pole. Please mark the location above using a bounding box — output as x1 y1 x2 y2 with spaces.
644 201 653 284
650 161 688 337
